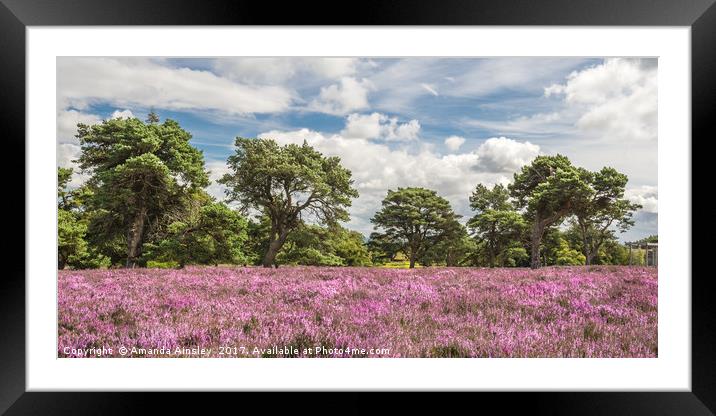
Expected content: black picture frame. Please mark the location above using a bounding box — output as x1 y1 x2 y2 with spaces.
1 0 712 414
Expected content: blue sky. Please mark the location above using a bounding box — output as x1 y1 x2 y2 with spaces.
57 57 658 242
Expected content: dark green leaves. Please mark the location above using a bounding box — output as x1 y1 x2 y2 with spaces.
76 115 209 266
371 187 461 267
219 137 358 266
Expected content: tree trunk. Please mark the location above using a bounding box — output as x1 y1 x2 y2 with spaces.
530 221 545 269
126 206 147 268
58 254 66 270
584 238 603 265
446 251 456 267
262 228 289 268
582 243 593 265
409 255 416 269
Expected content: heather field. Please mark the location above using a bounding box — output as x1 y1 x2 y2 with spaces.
58 266 657 358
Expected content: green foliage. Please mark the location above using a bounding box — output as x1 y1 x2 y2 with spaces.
510 156 592 218
367 232 402 264
419 220 475 267
58 209 89 269
60 115 644 270
380 260 421 269
371 187 461 268
627 248 647 266
220 138 358 267
277 223 372 266
597 239 630 265
570 167 641 264
57 168 111 269
281 247 344 266
635 235 658 244
469 183 512 212
502 246 529 267
77 115 209 267
243 215 273 265
146 260 180 269
468 183 527 267
331 228 372 266
510 155 592 268
145 198 249 267
57 167 74 208
554 238 586 265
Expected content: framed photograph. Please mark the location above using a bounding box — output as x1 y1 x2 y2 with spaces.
2 0 713 413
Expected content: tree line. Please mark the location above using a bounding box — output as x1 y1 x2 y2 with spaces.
58 114 642 270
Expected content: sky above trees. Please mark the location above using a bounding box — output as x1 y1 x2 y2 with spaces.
56 57 658 242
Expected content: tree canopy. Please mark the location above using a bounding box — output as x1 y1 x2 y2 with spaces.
371 187 460 268
57 168 110 269
468 184 527 267
219 138 358 267
145 193 249 267
277 223 372 266
77 116 209 267
570 167 641 264
58 115 647 271
509 155 592 268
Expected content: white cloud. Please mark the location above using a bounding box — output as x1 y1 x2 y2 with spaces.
341 113 384 139
256 129 535 236
213 58 357 85
444 135 465 151
307 58 358 80
110 109 135 119
475 137 540 172
56 109 105 186
204 159 232 202
57 109 102 144
57 143 92 187
57 143 81 168
340 113 421 141
213 58 299 84
57 57 294 115
310 77 372 115
625 185 658 213
394 120 421 141
545 58 657 142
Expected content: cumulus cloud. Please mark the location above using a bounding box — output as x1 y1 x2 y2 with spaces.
307 58 359 80
470 59 656 144
110 109 135 119
57 57 294 115
625 185 658 213
57 109 102 144
309 77 373 115
57 143 81 168
444 135 465 151
56 143 93 187
255 129 536 236
57 109 137 173
475 137 540 172
341 113 420 141
545 58 657 142
56 109 103 182
203 159 232 203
